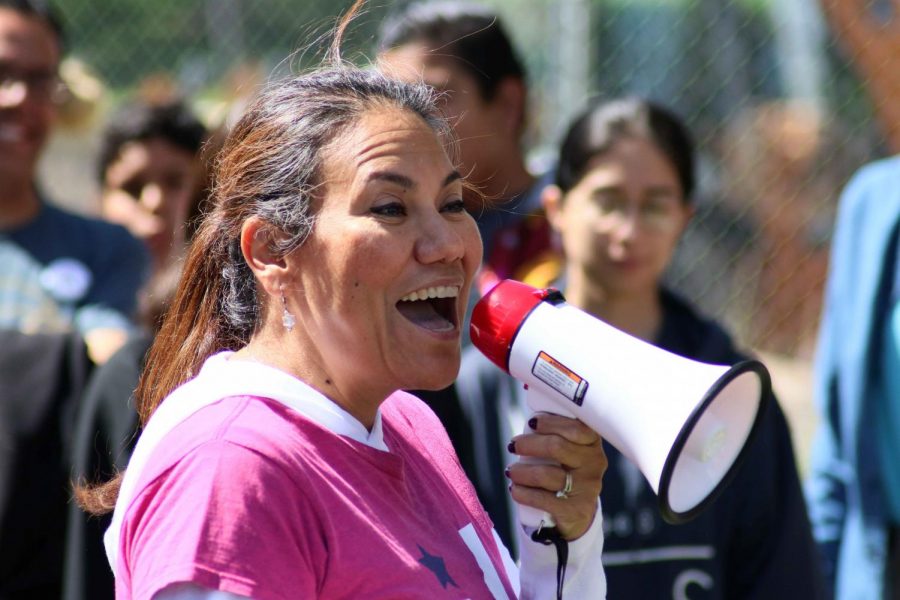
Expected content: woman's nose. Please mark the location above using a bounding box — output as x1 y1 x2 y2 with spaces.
415 213 466 264
0 80 27 109
609 207 640 241
139 184 164 214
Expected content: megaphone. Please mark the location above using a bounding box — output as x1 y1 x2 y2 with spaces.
470 280 770 527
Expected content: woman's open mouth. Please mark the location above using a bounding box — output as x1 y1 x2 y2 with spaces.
396 286 460 333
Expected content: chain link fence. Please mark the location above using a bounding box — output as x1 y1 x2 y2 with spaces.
43 0 890 365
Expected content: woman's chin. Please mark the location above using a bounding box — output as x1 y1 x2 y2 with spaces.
403 359 460 392
409 380 453 392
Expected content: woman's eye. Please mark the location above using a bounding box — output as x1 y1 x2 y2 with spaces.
642 200 670 217
371 202 406 217
594 192 626 216
120 180 143 199
441 199 467 214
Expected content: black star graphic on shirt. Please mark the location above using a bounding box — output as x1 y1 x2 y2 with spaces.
417 544 459 589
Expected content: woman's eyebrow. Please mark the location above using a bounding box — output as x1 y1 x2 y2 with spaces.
590 183 624 193
443 170 462 188
366 170 462 189
368 171 415 188
644 184 680 196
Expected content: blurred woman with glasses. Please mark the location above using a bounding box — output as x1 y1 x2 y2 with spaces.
455 97 824 599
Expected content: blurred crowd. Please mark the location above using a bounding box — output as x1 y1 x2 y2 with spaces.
1 0 899 598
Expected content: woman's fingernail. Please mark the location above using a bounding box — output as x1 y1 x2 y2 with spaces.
504 467 511 478
528 417 538 430
507 441 516 454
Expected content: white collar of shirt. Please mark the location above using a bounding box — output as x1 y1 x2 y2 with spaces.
105 351 388 573
197 352 388 450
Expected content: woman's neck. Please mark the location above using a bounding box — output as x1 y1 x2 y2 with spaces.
564 269 663 343
235 331 383 431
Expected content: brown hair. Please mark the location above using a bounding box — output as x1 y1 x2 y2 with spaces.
76 14 450 516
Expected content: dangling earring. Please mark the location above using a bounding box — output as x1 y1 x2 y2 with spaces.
281 285 296 332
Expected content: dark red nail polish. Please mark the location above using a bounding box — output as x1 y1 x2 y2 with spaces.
507 441 516 454
528 417 538 430
504 467 511 478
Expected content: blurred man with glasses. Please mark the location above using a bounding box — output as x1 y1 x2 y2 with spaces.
0 6 146 594
0 0 146 363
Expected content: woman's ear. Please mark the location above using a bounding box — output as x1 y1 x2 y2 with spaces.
240 216 288 298
542 184 565 233
492 77 527 138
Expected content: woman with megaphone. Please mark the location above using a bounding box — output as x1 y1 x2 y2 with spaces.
73 5 610 598
455 98 825 599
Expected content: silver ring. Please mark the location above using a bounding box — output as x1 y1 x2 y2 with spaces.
556 471 573 499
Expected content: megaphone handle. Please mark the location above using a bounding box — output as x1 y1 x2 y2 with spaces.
515 422 558 530
514 387 578 531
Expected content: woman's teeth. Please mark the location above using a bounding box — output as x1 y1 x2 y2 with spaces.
399 286 460 302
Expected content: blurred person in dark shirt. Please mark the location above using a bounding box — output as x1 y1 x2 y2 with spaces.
97 99 208 274
378 1 553 294
0 0 147 363
0 3 142 597
64 99 211 600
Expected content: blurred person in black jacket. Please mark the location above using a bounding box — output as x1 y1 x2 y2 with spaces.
63 100 209 600
0 329 92 598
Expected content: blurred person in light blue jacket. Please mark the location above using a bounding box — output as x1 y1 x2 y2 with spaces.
807 156 900 600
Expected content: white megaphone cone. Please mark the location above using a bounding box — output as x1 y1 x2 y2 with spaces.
470 279 771 527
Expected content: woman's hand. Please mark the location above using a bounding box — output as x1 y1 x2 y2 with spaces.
506 413 607 540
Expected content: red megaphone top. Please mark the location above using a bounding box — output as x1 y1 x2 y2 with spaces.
469 279 564 373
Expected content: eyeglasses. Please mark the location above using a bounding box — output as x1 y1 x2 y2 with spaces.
591 193 684 231
0 68 67 104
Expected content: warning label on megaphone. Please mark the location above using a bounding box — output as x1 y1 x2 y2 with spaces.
531 351 589 407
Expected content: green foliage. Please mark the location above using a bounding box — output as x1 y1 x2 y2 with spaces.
54 0 391 89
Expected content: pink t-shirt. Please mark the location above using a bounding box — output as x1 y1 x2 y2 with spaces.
116 392 517 600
